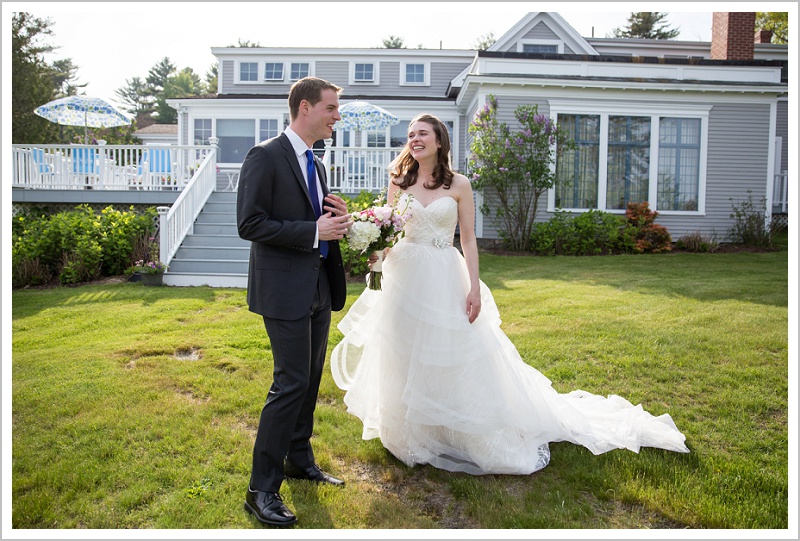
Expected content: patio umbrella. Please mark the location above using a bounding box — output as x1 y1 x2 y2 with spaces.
335 101 400 131
34 95 131 144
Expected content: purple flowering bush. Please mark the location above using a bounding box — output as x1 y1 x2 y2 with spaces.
468 95 574 251
132 260 168 275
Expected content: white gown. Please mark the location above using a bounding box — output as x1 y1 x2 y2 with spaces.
331 195 689 475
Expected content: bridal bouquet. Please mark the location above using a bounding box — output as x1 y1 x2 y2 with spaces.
346 191 413 290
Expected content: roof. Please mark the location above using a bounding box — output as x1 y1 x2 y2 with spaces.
133 124 178 135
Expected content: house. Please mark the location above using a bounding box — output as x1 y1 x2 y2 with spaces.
165 11 789 243
132 123 179 146
11 11 790 287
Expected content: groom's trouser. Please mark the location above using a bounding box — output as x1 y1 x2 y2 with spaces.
250 265 331 493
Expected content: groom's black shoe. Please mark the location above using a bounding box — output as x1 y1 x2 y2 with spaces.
284 463 345 487
244 487 297 527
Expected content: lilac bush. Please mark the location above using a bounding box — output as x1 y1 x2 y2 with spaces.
468 95 574 251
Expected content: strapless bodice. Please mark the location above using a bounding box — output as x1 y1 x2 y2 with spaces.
400 196 458 248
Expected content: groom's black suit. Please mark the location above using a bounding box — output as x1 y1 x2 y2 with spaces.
237 133 346 493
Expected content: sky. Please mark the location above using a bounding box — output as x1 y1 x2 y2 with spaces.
4 1 769 108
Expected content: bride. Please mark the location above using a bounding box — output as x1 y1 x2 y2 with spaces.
331 113 689 475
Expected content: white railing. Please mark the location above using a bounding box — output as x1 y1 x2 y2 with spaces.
772 170 788 214
325 147 399 194
11 144 215 191
157 149 218 266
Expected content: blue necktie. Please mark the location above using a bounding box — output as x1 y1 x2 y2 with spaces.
305 150 328 258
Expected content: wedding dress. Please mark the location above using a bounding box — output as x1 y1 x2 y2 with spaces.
331 195 689 475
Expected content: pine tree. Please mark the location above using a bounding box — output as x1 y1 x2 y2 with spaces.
611 12 680 40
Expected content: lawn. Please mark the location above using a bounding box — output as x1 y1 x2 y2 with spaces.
9 247 790 532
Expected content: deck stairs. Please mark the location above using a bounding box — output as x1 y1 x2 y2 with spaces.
162 191 249 287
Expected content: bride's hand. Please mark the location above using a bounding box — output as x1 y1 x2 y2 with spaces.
466 288 481 323
367 247 391 269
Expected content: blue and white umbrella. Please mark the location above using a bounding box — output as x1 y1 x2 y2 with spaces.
335 101 400 131
34 95 132 143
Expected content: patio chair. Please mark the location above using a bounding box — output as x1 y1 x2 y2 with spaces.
138 147 175 190
30 148 55 186
70 147 99 189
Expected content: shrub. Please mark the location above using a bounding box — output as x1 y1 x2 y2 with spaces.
530 209 635 256
12 205 157 288
625 202 672 253
728 192 776 248
676 231 720 253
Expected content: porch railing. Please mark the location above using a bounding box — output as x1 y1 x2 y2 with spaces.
772 170 788 214
323 147 399 194
157 149 217 266
11 144 215 191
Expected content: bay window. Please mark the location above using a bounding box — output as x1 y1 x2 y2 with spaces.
551 102 708 214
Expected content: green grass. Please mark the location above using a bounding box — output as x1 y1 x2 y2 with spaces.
11 246 789 530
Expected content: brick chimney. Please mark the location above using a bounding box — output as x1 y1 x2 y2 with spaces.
754 29 773 44
711 12 756 60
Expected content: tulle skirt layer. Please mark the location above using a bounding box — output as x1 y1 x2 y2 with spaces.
331 240 688 475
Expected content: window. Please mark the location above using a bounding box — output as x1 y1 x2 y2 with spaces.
264 63 284 81
390 122 410 148
606 116 651 209
193 119 212 145
259 119 278 142
366 131 387 148
551 103 708 213
555 115 600 209
290 62 309 80
657 118 701 211
405 63 425 83
522 44 558 54
239 62 258 82
354 63 374 82
217 119 255 164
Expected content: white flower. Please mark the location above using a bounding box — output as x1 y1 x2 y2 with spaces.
347 220 382 252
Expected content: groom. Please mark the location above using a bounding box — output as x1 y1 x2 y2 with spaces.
237 77 351 527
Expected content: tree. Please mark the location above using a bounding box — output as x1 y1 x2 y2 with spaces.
473 32 496 51
468 95 575 251
230 38 262 47
381 35 406 49
611 12 680 39
50 58 86 98
154 67 203 124
145 56 176 97
11 12 59 143
756 12 788 44
115 76 154 117
204 63 218 94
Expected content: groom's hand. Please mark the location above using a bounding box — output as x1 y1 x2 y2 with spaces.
318 212 352 241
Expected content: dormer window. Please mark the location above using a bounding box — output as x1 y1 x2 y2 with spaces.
354 63 374 82
264 63 284 81
401 62 430 86
518 39 564 54
290 62 310 80
239 62 259 82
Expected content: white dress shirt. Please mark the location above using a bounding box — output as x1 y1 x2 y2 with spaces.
284 126 322 247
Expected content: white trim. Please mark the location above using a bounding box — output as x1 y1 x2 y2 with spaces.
349 61 380 85
548 101 711 215
399 61 430 87
263 61 285 82
517 39 564 54
235 60 261 84
765 100 778 221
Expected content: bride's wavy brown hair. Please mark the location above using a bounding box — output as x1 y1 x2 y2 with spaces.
390 113 454 190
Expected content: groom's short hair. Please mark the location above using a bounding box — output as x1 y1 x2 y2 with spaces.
288 77 343 121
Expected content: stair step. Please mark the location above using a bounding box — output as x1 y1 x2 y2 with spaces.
181 234 249 247
193 223 239 235
173 246 250 260
167 258 249 274
195 211 237 224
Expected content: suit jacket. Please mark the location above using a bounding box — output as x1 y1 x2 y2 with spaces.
236 133 346 320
